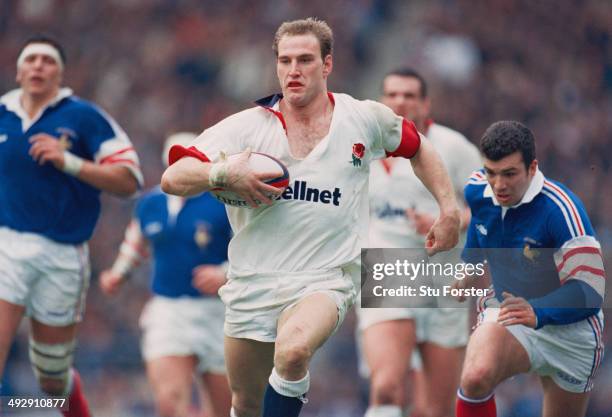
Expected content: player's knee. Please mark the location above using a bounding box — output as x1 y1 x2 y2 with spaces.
29 338 75 396
232 393 262 417
369 371 404 405
153 383 190 417
460 365 495 397
274 342 312 374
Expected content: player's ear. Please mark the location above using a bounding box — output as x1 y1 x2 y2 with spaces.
322 54 332 78
528 159 538 177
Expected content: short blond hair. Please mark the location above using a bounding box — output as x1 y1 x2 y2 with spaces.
272 17 333 59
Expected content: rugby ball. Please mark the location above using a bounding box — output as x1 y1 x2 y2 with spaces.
211 152 289 208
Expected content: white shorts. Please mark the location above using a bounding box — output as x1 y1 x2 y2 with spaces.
356 306 469 376
357 307 469 347
139 295 226 374
479 307 605 393
219 263 359 342
0 227 90 326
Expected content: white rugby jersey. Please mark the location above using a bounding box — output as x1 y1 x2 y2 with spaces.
170 92 420 277
369 122 481 248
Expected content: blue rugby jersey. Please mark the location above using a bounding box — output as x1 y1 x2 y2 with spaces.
136 188 231 298
0 88 142 244
463 169 605 327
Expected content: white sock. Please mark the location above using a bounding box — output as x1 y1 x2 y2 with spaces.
364 405 403 417
457 388 495 403
268 367 310 397
230 407 238 417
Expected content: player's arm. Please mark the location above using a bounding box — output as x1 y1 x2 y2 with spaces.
161 155 215 196
192 262 228 295
161 148 281 207
501 205 605 329
72 163 138 196
29 134 141 196
526 236 604 329
373 101 460 253
409 137 461 253
405 205 471 235
99 219 149 296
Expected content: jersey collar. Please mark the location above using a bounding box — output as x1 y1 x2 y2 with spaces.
254 92 335 133
254 92 335 109
483 168 545 207
0 87 73 131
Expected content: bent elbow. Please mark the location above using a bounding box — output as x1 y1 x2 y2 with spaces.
114 177 139 198
161 170 181 195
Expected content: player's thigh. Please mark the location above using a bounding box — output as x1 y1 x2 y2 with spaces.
0 300 25 374
29 242 90 327
540 376 590 417
463 322 530 384
146 355 197 399
200 371 232 417
224 336 274 399
362 319 416 374
0 300 25 345
276 292 339 355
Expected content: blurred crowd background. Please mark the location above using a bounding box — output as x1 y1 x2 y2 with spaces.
1 0 611 416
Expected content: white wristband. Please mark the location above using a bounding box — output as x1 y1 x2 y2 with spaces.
62 151 84 176
209 162 228 187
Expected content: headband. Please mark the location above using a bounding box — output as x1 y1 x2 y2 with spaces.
17 43 64 70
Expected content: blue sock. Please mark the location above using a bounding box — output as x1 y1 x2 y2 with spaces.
262 383 305 417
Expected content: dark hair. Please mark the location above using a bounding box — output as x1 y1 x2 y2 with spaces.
19 34 66 65
273 18 333 59
384 67 427 98
480 121 536 168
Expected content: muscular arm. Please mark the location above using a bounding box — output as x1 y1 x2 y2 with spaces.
409 138 461 252
77 163 138 196
410 138 459 216
161 157 214 197
161 150 281 206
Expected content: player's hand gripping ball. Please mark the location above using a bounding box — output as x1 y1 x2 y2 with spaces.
211 152 289 208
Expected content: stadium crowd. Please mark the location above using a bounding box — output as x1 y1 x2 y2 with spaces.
0 0 610 416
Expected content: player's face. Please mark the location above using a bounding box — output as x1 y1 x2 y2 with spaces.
16 52 62 99
484 152 538 206
381 75 430 123
277 34 332 107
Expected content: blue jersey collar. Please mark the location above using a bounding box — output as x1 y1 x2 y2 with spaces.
483 168 545 207
0 87 73 131
255 93 283 109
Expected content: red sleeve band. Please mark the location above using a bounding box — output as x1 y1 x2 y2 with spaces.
168 145 211 165
385 119 421 159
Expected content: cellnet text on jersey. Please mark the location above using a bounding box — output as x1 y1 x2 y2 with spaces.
279 180 342 206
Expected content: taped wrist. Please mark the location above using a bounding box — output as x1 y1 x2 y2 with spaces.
209 162 229 188
112 221 147 278
62 151 84 176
